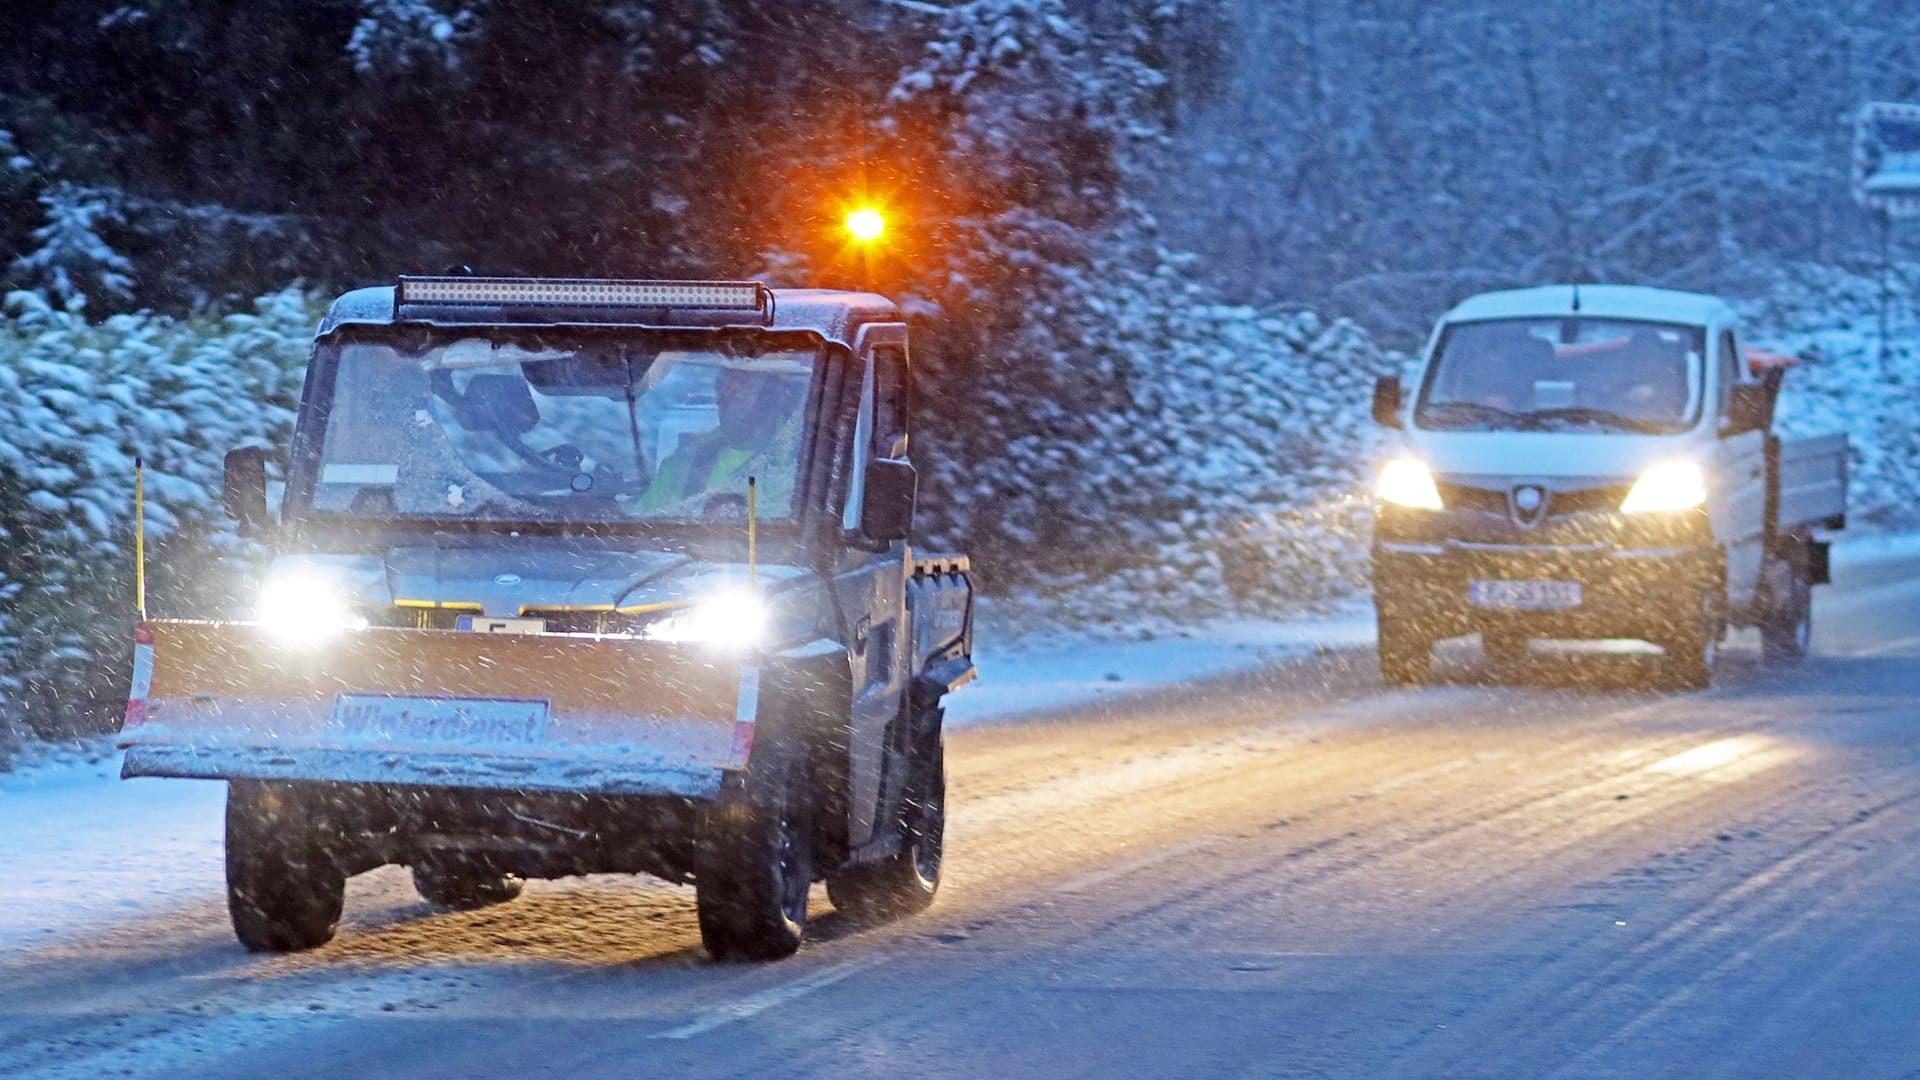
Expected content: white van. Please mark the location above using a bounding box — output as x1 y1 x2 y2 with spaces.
1369 284 1847 688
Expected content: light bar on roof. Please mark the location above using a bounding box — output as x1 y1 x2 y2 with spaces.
397 277 767 311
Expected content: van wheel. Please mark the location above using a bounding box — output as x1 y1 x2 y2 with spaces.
226 781 346 953
1379 617 1433 686
696 734 814 961
829 710 945 923
412 857 525 910
1761 571 1813 665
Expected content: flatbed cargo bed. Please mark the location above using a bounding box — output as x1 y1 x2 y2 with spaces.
1776 432 1848 532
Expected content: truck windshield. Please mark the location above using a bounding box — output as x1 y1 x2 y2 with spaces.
1415 318 1705 434
302 334 815 526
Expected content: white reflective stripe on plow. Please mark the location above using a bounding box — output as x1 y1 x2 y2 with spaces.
728 662 761 768
128 642 154 700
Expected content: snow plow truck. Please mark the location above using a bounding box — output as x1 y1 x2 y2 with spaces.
118 276 976 961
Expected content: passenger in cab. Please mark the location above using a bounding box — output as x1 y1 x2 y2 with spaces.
637 365 804 514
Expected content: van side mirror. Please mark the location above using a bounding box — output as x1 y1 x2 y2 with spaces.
1723 383 1769 438
1372 375 1404 428
860 459 917 543
223 447 270 535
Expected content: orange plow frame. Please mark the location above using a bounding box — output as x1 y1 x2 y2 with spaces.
118 620 758 798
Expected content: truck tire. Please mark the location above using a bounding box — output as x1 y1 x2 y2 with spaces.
412 856 525 910
696 734 814 962
1482 630 1530 672
1378 616 1433 686
828 709 945 923
226 780 346 953
1761 568 1813 666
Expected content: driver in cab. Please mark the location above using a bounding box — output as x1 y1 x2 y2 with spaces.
636 366 801 514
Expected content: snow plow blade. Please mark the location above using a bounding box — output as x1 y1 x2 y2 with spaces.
118 620 756 798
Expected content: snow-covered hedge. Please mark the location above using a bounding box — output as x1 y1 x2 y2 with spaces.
1739 261 1920 532
0 289 314 745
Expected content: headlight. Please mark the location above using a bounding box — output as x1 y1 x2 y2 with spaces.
1621 461 1707 513
1377 457 1443 510
645 588 767 650
258 570 369 645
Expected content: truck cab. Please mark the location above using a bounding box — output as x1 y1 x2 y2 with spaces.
1370 284 1845 688
119 277 976 960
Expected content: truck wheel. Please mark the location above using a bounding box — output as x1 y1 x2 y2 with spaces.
828 709 945 923
412 856 525 910
226 780 346 953
1761 572 1813 666
1483 630 1530 671
696 735 814 961
1378 617 1433 686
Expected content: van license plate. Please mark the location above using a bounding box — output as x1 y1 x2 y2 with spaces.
455 615 546 635
1468 580 1582 611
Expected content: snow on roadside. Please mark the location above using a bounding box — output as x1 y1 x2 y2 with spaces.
0 752 225 951
945 600 1376 727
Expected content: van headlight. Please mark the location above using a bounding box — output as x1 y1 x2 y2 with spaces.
258 570 369 645
1620 461 1707 514
645 588 767 650
1376 457 1443 510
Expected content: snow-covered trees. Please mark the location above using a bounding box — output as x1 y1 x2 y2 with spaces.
840 0 1379 604
9 184 135 310
1159 0 1920 344
347 1 477 75
0 289 314 741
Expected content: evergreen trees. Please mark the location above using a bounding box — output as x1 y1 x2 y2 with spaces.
0 289 314 739
1158 0 1920 344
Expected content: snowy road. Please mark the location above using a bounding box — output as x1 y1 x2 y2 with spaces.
5 550 1920 1077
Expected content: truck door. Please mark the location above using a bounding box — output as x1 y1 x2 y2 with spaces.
1710 328 1767 607
835 332 913 848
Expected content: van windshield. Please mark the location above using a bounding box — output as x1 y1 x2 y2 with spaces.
1415 318 1705 434
301 334 815 526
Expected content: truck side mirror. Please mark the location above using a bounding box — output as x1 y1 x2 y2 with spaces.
1372 375 1404 428
223 447 270 535
1723 383 1769 438
860 459 917 543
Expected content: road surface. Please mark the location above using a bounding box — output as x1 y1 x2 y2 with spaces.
3 552 1919 1078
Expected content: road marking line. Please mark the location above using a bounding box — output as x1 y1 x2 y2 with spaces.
651 955 886 1040
1850 633 1920 657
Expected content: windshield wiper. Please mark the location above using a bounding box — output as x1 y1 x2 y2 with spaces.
1415 401 1530 430
1515 407 1666 434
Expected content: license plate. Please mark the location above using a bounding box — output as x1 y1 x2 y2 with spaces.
455 615 546 635
1468 579 1583 611
330 693 550 746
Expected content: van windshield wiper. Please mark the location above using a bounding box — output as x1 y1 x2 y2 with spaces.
1415 401 1530 430
1516 407 1666 434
